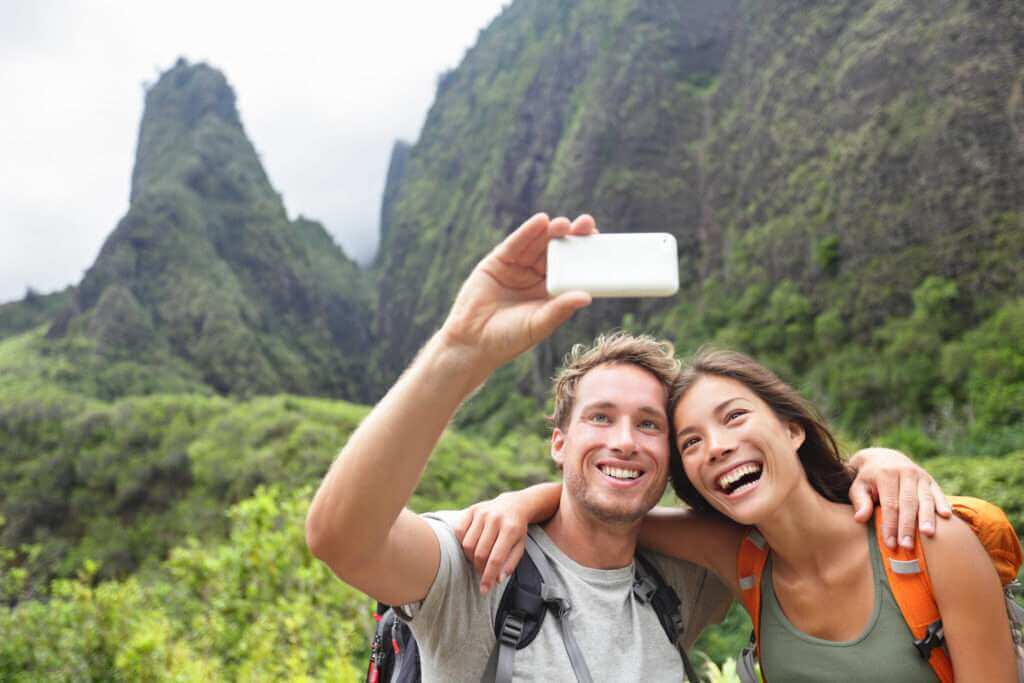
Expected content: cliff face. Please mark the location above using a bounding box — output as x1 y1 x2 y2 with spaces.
48 60 374 400
372 0 1024 411
699 0 1024 328
374 0 741 383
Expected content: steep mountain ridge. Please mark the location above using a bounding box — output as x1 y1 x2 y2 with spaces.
43 59 373 400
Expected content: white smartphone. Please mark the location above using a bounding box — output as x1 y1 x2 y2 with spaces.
546 233 679 298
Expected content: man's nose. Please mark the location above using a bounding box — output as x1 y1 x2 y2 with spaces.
608 420 639 455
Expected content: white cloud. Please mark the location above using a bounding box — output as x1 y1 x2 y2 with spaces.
0 0 509 303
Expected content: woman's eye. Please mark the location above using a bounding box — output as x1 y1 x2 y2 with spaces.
679 437 700 452
725 409 747 423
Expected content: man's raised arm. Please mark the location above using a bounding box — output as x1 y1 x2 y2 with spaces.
305 213 594 606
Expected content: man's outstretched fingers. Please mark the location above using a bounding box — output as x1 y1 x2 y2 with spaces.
494 213 550 264
569 214 596 235
530 291 592 342
897 471 919 549
548 216 572 238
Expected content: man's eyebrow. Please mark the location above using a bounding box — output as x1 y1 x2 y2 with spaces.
676 397 746 437
579 401 667 418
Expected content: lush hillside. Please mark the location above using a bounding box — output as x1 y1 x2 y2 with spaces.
0 381 552 600
374 0 1024 450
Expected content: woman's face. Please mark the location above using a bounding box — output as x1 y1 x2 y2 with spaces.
673 374 805 525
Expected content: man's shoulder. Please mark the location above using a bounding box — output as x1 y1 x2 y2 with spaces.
640 548 710 584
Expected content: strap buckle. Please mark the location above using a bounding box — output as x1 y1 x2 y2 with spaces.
499 614 525 647
913 620 945 659
633 575 658 604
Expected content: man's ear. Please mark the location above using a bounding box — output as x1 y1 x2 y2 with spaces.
787 421 806 450
551 428 565 470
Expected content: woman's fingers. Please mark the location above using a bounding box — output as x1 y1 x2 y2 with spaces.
917 475 937 536
849 480 875 523
897 470 920 549
480 523 527 594
459 510 485 561
472 516 501 578
932 479 952 518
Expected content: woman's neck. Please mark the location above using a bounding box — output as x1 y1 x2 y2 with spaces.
755 479 862 577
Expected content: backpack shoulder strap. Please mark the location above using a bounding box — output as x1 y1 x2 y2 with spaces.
874 513 954 683
948 496 1023 585
486 535 594 683
633 552 702 682
736 528 769 654
736 528 769 683
633 551 685 642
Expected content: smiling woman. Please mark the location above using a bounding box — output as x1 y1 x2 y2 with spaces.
669 348 854 524
660 347 1018 682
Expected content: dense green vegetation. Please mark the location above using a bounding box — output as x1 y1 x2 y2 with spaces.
2 1 1022 679
0 287 74 342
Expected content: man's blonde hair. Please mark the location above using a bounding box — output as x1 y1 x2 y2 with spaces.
550 332 680 429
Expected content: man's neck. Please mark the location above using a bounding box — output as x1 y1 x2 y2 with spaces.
540 496 641 569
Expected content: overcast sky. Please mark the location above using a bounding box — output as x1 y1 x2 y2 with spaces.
0 1 509 304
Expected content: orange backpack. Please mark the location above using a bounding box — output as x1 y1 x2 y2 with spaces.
735 496 1024 682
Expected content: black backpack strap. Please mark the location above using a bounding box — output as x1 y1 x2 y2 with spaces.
484 535 594 683
634 552 703 683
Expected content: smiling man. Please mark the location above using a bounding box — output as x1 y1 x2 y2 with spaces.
306 213 945 682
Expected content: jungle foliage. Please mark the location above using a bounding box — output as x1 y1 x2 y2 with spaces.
2 0 1023 679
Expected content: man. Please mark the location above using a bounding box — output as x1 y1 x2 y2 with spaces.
306 213 948 681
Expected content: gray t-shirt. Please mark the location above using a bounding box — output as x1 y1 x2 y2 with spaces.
403 512 732 682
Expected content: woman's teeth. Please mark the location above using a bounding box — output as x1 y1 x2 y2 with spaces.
717 463 762 494
600 466 640 480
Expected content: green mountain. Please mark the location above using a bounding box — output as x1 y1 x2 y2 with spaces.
375 0 1024 444
36 59 373 401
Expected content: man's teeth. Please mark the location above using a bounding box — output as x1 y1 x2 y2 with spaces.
600 466 640 480
717 463 762 492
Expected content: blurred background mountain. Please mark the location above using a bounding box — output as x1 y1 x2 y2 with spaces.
1 1 1022 679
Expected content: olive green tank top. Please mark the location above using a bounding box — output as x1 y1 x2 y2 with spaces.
758 522 938 682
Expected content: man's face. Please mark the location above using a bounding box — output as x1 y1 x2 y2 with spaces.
551 362 671 525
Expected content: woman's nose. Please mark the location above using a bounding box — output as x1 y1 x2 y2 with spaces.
706 428 736 462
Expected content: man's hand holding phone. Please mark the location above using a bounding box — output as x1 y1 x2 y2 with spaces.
439 213 596 376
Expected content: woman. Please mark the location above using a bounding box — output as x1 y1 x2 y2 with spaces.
460 348 1016 681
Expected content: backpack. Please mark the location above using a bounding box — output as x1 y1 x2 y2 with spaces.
735 496 1024 683
367 535 704 683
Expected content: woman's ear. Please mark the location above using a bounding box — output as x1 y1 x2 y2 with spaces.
550 428 565 471
787 421 806 450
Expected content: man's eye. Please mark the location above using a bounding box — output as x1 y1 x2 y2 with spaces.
639 419 660 431
590 413 610 424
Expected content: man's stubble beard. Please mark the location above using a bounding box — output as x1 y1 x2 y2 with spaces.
563 467 664 526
